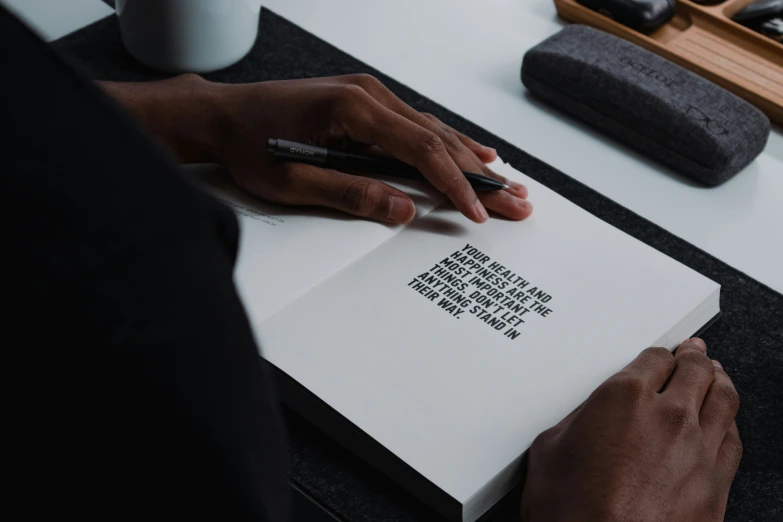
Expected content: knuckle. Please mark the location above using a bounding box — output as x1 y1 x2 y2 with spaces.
438 128 463 151
679 352 715 374
664 401 697 433
329 85 371 123
602 372 647 404
644 346 674 361
723 433 744 467
336 84 369 107
715 383 741 414
342 179 379 216
419 132 448 158
638 346 674 365
530 425 558 453
349 73 383 91
634 347 675 376
176 72 204 84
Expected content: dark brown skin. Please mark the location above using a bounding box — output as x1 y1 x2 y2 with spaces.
521 338 742 522
101 75 741 521
100 73 532 225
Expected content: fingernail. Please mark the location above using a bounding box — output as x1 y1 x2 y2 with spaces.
483 146 497 154
517 199 533 217
712 360 724 370
387 195 415 223
687 337 707 353
474 200 489 222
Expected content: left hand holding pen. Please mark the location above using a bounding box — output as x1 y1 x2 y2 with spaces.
101 73 532 224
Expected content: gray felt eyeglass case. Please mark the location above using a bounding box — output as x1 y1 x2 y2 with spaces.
521 25 770 185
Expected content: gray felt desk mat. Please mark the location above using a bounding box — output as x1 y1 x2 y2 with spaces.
52 10 782 522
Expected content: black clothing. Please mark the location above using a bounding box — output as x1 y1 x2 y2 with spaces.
2 7 289 520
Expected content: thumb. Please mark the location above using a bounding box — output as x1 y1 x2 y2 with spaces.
282 163 417 224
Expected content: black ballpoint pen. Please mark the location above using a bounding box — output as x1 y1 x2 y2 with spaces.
266 138 508 192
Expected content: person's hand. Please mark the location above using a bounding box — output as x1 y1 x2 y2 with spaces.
520 338 742 522
211 74 532 224
101 74 532 224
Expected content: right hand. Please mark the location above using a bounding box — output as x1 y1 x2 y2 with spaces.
102 73 533 225
206 74 533 224
521 338 742 522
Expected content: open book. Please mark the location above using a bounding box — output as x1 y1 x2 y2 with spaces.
188 159 720 522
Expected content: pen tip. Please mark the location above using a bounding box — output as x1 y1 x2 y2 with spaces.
501 184 510 189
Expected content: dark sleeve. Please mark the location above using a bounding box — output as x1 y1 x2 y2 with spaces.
1 6 289 521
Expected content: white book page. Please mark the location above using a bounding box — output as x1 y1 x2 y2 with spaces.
184 164 446 322
258 163 719 503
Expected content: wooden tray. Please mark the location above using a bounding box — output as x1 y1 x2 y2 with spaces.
553 0 783 125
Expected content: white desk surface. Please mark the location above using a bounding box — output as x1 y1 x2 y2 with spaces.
5 0 782 293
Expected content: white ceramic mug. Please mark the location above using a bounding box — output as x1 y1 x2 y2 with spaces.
116 0 262 73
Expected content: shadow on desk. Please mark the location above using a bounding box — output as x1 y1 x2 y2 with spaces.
285 405 525 522
291 478 523 522
291 481 342 522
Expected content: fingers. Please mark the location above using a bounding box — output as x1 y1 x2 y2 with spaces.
358 145 531 219
424 122 531 219
478 189 534 220
662 338 716 411
700 361 740 449
330 86 487 223
332 75 531 221
622 346 676 392
424 121 531 219
483 170 529 200
355 139 529 208
278 163 416 224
